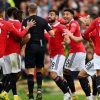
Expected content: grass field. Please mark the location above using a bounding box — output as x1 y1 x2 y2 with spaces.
6 80 93 100
8 79 89 100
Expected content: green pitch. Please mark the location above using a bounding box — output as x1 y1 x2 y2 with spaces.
8 79 86 100
9 91 86 100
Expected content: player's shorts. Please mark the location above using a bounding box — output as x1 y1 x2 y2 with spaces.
3 53 21 75
93 53 100 70
49 54 66 77
83 60 96 76
25 44 45 68
64 52 86 71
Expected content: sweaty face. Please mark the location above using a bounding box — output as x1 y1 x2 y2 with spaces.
62 11 73 23
48 12 57 23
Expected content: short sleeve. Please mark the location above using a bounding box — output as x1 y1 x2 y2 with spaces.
44 20 52 32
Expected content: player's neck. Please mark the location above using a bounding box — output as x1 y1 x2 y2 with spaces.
52 20 59 26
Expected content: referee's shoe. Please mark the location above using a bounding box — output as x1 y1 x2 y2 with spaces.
36 88 42 100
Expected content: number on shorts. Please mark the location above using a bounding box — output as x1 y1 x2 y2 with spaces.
51 62 55 69
86 61 93 70
64 59 71 68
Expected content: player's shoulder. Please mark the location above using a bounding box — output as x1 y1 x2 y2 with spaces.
58 23 66 29
5 20 12 26
71 20 79 26
94 17 100 23
13 20 21 25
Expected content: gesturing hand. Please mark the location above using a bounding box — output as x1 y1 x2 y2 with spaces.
26 19 36 29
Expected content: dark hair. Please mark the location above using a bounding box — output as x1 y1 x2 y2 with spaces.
49 9 59 16
63 8 74 15
0 8 5 14
13 10 23 22
7 7 18 17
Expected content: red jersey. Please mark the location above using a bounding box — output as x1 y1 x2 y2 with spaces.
85 30 100 56
0 18 28 58
49 22 66 57
66 19 86 53
5 19 22 55
84 17 100 39
83 17 100 56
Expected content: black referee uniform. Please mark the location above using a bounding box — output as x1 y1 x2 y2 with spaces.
22 15 52 68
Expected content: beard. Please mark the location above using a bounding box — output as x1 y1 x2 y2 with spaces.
48 18 55 23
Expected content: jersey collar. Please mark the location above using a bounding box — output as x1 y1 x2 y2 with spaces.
9 18 20 22
67 18 74 25
52 22 60 27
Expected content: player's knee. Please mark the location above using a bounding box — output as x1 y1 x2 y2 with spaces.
36 68 42 73
63 68 71 75
26 68 34 75
78 70 88 78
50 72 58 80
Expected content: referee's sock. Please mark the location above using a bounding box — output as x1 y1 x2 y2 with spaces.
96 76 100 95
27 74 34 98
54 76 69 94
63 73 76 93
36 72 42 90
78 76 91 96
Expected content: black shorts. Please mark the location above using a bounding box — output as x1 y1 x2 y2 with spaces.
25 44 45 68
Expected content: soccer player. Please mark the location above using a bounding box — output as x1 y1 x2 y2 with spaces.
22 3 55 100
0 7 35 100
47 9 71 100
62 9 93 100
65 15 99 100
1 7 25 100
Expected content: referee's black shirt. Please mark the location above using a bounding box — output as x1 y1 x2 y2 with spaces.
22 15 52 45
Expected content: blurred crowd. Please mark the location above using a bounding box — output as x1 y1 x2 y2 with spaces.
0 0 100 18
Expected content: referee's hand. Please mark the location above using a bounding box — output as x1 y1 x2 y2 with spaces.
26 19 36 29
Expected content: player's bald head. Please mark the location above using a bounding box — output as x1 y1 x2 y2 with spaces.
28 3 37 13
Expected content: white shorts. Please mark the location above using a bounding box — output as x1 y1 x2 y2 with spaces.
3 53 21 75
84 60 96 76
93 54 100 70
0 57 4 70
64 52 86 71
49 55 66 77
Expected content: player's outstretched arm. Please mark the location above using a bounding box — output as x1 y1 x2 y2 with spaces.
7 20 36 37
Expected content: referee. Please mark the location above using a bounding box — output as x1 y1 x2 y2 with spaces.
22 3 54 100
